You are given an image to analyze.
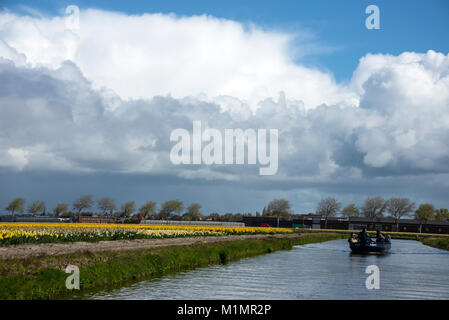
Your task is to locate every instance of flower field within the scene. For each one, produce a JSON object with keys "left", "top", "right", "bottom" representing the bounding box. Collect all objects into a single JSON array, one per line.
[{"left": 0, "top": 223, "right": 292, "bottom": 246}]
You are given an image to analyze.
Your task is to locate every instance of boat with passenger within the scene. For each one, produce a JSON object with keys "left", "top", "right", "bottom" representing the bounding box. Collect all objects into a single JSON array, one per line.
[{"left": 348, "top": 228, "right": 391, "bottom": 254}]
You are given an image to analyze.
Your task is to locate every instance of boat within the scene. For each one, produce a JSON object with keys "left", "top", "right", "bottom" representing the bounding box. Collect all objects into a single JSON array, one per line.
[{"left": 348, "top": 238, "right": 391, "bottom": 254}]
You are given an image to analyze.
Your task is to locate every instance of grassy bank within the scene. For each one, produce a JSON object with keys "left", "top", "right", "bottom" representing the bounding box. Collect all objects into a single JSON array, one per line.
[
  {"left": 420, "top": 237, "right": 449, "bottom": 251},
  {"left": 0, "top": 233, "right": 342, "bottom": 300}
]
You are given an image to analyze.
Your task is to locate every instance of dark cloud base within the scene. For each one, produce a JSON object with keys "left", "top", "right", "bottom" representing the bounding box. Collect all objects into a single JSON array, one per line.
[{"left": 1, "top": 170, "right": 448, "bottom": 214}]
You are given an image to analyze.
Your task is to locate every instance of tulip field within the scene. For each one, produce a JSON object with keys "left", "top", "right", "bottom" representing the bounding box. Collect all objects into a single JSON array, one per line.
[{"left": 0, "top": 223, "right": 292, "bottom": 246}]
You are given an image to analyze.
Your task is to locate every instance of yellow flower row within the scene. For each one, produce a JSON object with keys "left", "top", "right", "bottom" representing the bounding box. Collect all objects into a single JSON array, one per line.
[
  {"left": 0, "top": 222, "right": 291, "bottom": 245},
  {"left": 0, "top": 229, "right": 61, "bottom": 240},
  {"left": 0, "top": 223, "right": 291, "bottom": 234}
]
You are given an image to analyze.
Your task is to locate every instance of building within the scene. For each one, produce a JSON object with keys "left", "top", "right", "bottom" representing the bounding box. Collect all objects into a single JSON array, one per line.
[
  {"left": 77, "top": 216, "right": 116, "bottom": 224},
  {"left": 242, "top": 215, "right": 449, "bottom": 234}
]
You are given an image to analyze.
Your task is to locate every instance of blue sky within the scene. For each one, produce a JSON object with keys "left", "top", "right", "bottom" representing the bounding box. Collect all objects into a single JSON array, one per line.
[{"left": 3, "top": 0, "right": 449, "bottom": 82}]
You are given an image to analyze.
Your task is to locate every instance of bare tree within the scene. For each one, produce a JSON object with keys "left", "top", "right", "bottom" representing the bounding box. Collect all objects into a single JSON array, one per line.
[
  {"left": 435, "top": 208, "right": 449, "bottom": 222},
  {"left": 97, "top": 197, "right": 116, "bottom": 216},
  {"left": 361, "top": 197, "right": 387, "bottom": 223},
  {"left": 28, "top": 200, "right": 45, "bottom": 216},
  {"left": 222, "top": 213, "right": 233, "bottom": 222},
  {"left": 139, "top": 201, "right": 157, "bottom": 219},
  {"left": 266, "top": 199, "right": 292, "bottom": 227},
  {"left": 6, "top": 198, "right": 25, "bottom": 217},
  {"left": 73, "top": 195, "right": 94, "bottom": 218},
  {"left": 341, "top": 204, "right": 360, "bottom": 218},
  {"left": 208, "top": 213, "right": 220, "bottom": 221},
  {"left": 316, "top": 198, "right": 341, "bottom": 228},
  {"left": 121, "top": 201, "right": 136, "bottom": 218},
  {"left": 185, "top": 203, "right": 202, "bottom": 221},
  {"left": 262, "top": 207, "right": 267, "bottom": 216},
  {"left": 159, "top": 200, "right": 184, "bottom": 220},
  {"left": 54, "top": 203, "right": 69, "bottom": 217},
  {"left": 415, "top": 203, "right": 435, "bottom": 233},
  {"left": 386, "top": 198, "right": 415, "bottom": 230}
]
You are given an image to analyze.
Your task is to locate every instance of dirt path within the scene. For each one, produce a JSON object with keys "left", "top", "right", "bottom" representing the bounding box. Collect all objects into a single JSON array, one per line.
[{"left": 0, "top": 233, "right": 303, "bottom": 260}]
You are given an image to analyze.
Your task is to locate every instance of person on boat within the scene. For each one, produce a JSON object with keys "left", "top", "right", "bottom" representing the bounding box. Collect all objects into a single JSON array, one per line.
[
  {"left": 357, "top": 227, "right": 370, "bottom": 244},
  {"left": 376, "top": 230, "right": 386, "bottom": 243},
  {"left": 348, "top": 233, "right": 358, "bottom": 243}
]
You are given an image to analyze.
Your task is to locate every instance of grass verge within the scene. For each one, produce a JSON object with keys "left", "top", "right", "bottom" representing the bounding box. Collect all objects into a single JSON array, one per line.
[
  {"left": 0, "top": 233, "right": 342, "bottom": 300},
  {"left": 420, "top": 237, "right": 449, "bottom": 251}
]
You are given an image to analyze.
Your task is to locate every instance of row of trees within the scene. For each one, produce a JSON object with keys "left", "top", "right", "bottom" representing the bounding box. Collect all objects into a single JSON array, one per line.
[
  {"left": 3, "top": 196, "right": 259, "bottom": 222},
  {"left": 315, "top": 197, "right": 449, "bottom": 230},
  {"left": 4, "top": 196, "right": 449, "bottom": 228},
  {"left": 4, "top": 196, "right": 205, "bottom": 221},
  {"left": 6, "top": 198, "right": 46, "bottom": 216},
  {"left": 259, "top": 197, "right": 449, "bottom": 230}
]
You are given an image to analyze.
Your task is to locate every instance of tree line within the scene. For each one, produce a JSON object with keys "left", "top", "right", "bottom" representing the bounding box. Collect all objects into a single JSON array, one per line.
[
  {"left": 4, "top": 196, "right": 204, "bottom": 221},
  {"left": 259, "top": 197, "right": 449, "bottom": 230},
  {"left": 315, "top": 197, "right": 449, "bottom": 230},
  {"left": 4, "top": 196, "right": 449, "bottom": 227},
  {"left": 3, "top": 196, "right": 251, "bottom": 222}
]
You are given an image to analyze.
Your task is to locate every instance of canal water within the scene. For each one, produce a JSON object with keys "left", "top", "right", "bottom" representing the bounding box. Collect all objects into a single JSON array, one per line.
[{"left": 87, "top": 239, "right": 449, "bottom": 300}]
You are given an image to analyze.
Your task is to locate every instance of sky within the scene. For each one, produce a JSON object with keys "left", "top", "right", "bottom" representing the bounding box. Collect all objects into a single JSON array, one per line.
[{"left": 0, "top": 1, "right": 448, "bottom": 214}]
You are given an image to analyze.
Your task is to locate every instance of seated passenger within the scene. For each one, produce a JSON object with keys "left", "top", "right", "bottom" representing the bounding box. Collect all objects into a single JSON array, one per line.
[
  {"left": 349, "top": 233, "right": 358, "bottom": 243},
  {"left": 376, "top": 230, "right": 386, "bottom": 243}
]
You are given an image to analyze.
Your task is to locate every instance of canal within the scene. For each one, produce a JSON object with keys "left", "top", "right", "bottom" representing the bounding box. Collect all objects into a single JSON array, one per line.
[{"left": 87, "top": 239, "right": 449, "bottom": 300}]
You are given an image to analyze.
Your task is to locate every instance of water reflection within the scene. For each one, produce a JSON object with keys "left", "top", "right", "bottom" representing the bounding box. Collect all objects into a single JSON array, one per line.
[{"left": 86, "top": 239, "right": 449, "bottom": 300}]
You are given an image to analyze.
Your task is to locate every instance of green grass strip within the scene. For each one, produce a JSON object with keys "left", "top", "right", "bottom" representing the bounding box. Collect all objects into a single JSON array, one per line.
[
  {"left": 0, "top": 233, "right": 341, "bottom": 300},
  {"left": 420, "top": 237, "right": 449, "bottom": 251}
]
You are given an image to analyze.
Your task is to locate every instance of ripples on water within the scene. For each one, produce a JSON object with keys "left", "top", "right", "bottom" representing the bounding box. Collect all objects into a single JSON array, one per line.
[{"left": 87, "top": 239, "right": 449, "bottom": 300}]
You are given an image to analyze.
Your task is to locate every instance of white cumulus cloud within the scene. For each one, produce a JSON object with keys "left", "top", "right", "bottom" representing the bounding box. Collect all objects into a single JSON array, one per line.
[
  {"left": 0, "top": 8, "right": 448, "bottom": 199},
  {"left": 0, "top": 9, "right": 357, "bottom": 111}
]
